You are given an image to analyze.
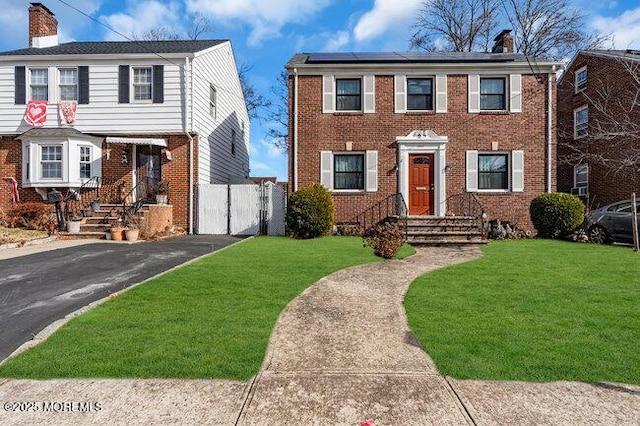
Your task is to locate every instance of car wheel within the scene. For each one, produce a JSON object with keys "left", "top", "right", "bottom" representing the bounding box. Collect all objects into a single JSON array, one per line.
[{"left": 588, "top": 225, "right": 610, "bottom": 244}]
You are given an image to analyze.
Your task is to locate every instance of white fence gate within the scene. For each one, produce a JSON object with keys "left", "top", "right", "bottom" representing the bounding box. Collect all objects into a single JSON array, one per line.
[{"left": 197, "top": 183, "right": 286, "bottom": 236}]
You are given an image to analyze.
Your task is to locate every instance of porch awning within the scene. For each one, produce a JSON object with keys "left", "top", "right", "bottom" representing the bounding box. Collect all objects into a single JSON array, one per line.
[{"left": 105, "top": 136, "right": 167, "bottom": 147}]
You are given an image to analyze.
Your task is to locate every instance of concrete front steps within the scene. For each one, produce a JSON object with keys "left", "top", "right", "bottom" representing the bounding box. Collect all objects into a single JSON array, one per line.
[
  {"left": 58, "top": 203, "right": 147, "bottom": 240},
  {"left": 405, "top": 215, "right": 487, "bottom": 245}
]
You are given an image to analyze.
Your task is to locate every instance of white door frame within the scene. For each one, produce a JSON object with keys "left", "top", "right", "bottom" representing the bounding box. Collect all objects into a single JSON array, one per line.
[{"left": 396, "top": 130, "right": 448, "bottom": 216}]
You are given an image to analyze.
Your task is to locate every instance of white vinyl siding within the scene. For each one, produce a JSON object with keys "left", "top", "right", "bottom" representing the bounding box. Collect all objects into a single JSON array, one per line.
[
  {"left": 191, "top": 41, "right": 250, "bottom": 185},
  {"left": 319, "top": 150, "right": 378, "bottom": 192},
  {"left": 0, "top": 62, "right": 185, "bottom": 133},
  {"left": 466, "top": 150, "right": 524, "bottom": 192}
]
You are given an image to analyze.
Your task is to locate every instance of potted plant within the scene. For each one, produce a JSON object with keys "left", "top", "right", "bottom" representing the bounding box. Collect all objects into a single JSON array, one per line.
[
  {"left": 110, "top": 224, "right": 125, "bottom": 241},
  {"left": 124, "top": 213, "right": 141, "bottom": 242},
  {"left": 67, "top": 216, "right": 82, "bottom": 233},
  {"left": 156, "top": 180, "right": 169, "bottom": 205}
]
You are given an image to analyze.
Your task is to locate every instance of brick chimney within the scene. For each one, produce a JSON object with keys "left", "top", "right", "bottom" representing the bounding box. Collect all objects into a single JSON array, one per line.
[
  {"left": 491, "top": 29, "right": 514, "bottom": 54},
  {"left": 29, "top": 3, "right": 58, "bottom": 48}
]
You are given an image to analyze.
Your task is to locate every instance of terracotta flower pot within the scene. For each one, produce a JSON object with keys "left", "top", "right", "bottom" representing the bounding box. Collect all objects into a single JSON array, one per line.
[{"left": 110, "top": 227, "right": 125, "bottom": 241}]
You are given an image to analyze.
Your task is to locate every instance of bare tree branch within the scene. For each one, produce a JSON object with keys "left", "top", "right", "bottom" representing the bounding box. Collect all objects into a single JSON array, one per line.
[
  {"left": 238, "top": 62, "right": 271, "bottom": 121},
  {"left": 265, "top": 70, "right": 289, "bottom": 153},
  {"left": 187, "top": 12, "right": 213, "bottom": 40}
]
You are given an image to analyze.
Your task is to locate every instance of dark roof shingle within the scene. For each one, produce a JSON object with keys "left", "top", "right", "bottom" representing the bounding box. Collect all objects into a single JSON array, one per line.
[{"left": 0, "top": 40, "right": 227, "bottom": 56}]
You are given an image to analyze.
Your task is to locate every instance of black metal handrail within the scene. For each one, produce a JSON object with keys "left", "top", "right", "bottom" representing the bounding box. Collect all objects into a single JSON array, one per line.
[
  {"left": 63, "top": 176, "right": 101, "bottom": 222},
  {"left": 340, "top": 193, "right": 408, "bottom": 237},
  {"left": 444, "top": 192, "right": 486, "bottom": 230}
]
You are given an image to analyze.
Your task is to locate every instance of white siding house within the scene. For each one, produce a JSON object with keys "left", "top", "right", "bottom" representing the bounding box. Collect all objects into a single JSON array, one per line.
[{"left": 0, "top": 3, "right": 249, "bottom": 232}]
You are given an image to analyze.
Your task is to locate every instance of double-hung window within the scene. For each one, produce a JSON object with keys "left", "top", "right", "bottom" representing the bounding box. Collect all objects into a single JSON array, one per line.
[
  {"left": 480, "top": 77, "right": 506, "bottom": 110},
  {"left": 574, "top": 106, "right": 588, "bottom": 138},
  {"left": 575, "top": 67, "right": 587, "bottom": 92},
  {"left": 478, "top": 154, "right": 508, "bottom": 190},
  {"left": 59, "top": 68, "right": 78, "bottom": 101},
  {"left": 407, "top": 78, "right": 433, "bottom": 111},
  {"left": 334, "top": 154, "right": 364, "bottom": 190},
  {"left": 41, "top": 145, "right": 62, "bottom": 179},
  {"left": 336, "top": 78, "right": 361, "bottom": 111},
  {"left": 30, "top": 68, "right": 48, "bottom": 101},
  {"left": 132, "top": 67, "right": 152, "bottom": 101},
  {"left": 79, "top": 146, "right": 91, "bottom": 179}
]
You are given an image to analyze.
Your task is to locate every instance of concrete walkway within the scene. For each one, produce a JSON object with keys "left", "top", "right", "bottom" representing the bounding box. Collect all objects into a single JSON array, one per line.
[{"left": 0, "top": 246, "right": 638, "bottom": 425}]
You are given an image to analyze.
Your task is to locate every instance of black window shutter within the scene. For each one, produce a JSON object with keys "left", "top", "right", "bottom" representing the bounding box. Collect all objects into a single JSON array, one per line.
[
  {"left": 152, "top": 65, "right": 164, "bottom": 103},
  {"left": 118, "top": 65, "right": 129, "bottom": 103},
  {"left": 78, "top": 66, "right": 90, "bottom": 104},
  {"left": 15, "top": 66, "right": 26, "bottom": 104}
]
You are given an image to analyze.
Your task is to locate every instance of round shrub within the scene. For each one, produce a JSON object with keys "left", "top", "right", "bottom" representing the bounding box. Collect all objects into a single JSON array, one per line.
[
  {"left": 286, "top": 183, "right": 334, "bottom": 239},
  {"left": 529, "top": 192, "right": 584, "bottom": 238},
  {"left": 363, "top": 221, "right": 405, "bottom": 259}
]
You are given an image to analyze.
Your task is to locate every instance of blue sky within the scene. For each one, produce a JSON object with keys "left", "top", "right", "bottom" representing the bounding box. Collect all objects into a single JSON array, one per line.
[{"left": 1, "top": 0, "right": 639, "bottom": 182}]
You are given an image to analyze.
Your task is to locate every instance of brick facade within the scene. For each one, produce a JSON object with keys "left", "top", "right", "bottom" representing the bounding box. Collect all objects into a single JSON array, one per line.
[
  {"left": 0, "top": 134, "right": 197, "bottom": 228},
  {"left": 289, "top": 70, "right": 556, "bottom": 232},
  {"left": 557, "top": 51, "right": 640, "bottom": 209}
]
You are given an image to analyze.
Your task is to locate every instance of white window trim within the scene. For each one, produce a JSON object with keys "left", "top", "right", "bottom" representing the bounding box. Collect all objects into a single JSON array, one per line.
[
  {"left": 39, "top": 144, "right": 64, "bottom": 181},
  {"left": 79, "top": 145, "right": 92, "bottom": 180},
  {"left": 466, "top": 150, "right": 524, "bottom": 193},
  {"left": 575, "top": 66, "right": 587, "bottom": 93},
  {"left": 479, "top": 75, "right": 508, "bottom": 112},
  {"left": 323, "top": 74, "right": 375, "bottom": 114},
  {"left": 319, "top": 150, "right": 378, "bottom": 193},
  {"left": 58, "top": 67, "right": 78, "bottom": 102},
  {"left": 29, "top": 67, "right": 49, "bottom": 101},
  {"left": 131, "top": 66, "right": 153, "bottom": 103},
  {"left": 469, "top": 74, "right": 521, "bottom": 113},
  {"left": 574, "top": 105, "right": 588, "bottom": 139},
  {"left": 21, "top": 137, "right": 102, "bottom": 188},
  {"left": 396, "top": 74, "right": 447, "bottom": 113}
]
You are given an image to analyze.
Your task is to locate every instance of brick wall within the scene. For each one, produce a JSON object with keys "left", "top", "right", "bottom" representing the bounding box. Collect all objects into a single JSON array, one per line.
[
  {"left": 557, "top": 52, "right": 640, "bottom": 209},
  {"left": 0, "top": 133, "right": 198, "bottom": 229},
  {"left": 290, "top": 73, "right": 556, "bottom": 231},
  {"left": 28, "top": 3, "right": 58, "bottom": 47}
]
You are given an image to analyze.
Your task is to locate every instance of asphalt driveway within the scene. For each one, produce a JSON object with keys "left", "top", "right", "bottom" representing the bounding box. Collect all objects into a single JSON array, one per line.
[{"left": 0, "top": 235, "right": 242, "bottom": 361}]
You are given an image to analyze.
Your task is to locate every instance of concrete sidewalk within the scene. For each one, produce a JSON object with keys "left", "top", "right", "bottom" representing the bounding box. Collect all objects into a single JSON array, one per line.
[{"left": 0, "top": 246, "right": 638, "bottom": 425}]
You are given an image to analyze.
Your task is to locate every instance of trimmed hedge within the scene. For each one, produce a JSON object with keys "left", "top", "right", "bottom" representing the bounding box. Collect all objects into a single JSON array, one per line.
[
  {"left": 530, "top": 192, "right": 584, "bottom": 238},
  {"left": 286, "top": 183, "right": 334, "bottom": 239}
]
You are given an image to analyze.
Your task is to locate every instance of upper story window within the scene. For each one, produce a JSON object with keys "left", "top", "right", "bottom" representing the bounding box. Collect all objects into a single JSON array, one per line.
[
  {"left": 407, "top": 78, "right": 433, "bottom": 111},
  {"left": 575, "top": 66, "right": 587, "bottom": 93},
  {"left": 336, "top": 78, "right": 361, "bottom": 111},
  {"left": 79, "top": 146, "right": 91, "bottom": 179},
  {"left": 132, "top": 67, "right": 152, "bottom": 101},
  {"left": 574, "top": 106, "right": 588, "bottom": 138},
  {"left": 30, "top": 68, "right": 48, "bottom": 101},
  {"left": 41, "top": 145, "right": 62, "bottom": 179},
  {"left": 59, "top": 68, "right": 78, "bottom": 101},
  {"left": 210, "top": 84, "right": 217, "bottom": 118},
  {"left": 480, "top": 77, "right": 506, "bottom": 110},
  {"left": 231, "top": 129, "right": 236, "bottom": 156}
]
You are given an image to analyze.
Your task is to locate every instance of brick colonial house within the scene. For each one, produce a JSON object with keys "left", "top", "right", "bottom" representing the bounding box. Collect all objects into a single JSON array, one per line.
[
  {"left": 0, "top": 3, "right": 249, "bottom": 233},
  {"left": 287, "top": 31, "right": 560, "bottom": 234},
  {"left": 557, "top": 50, "right": 640, "bottom": 208}
]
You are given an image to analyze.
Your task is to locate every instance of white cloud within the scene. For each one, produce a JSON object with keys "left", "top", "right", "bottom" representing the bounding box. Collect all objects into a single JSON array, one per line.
[
  {"left": 591, "top": 7, "right": 640, "bottom": 50},
  {"left": 322, "top": 31, "right": 350, "bottom": 51},
  {"left": 353, "top": 0, "right": 423, "bottom": 42},
  {"left": 0, "top": 0, "right": 27, "bottom": 49},
  {"left": 100, "top": 1, "right": 184, "bottom": 41},
  {"left": 185, "top": 0, "right": 332, "bottom": 46}
]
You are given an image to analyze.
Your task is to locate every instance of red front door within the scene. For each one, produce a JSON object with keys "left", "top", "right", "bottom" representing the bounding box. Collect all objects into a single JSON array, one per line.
[{"left": 409, "top": 153, "right": 434, "bottom": 215}]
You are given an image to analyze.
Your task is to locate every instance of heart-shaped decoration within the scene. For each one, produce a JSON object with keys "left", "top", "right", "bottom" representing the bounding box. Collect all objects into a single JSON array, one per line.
[{"left": 25, "top": 100, "right": 48, "bottom": 127}]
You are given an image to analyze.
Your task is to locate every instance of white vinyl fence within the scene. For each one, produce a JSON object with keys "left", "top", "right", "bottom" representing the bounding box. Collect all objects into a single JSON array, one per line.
[{"left": 197, "top": 183, "right": 286, "bottom": 236}]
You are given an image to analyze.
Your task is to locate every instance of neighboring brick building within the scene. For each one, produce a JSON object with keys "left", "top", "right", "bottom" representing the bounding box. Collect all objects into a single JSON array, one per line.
[
  {"left": 286, "top": 31, "right": 560, "bottom": 231},
  {"left": 557, "top": 50, "right": 640, "bottom": 209},
  {"left": 0, "top": 3, "right": 249, "bottom": 232}
]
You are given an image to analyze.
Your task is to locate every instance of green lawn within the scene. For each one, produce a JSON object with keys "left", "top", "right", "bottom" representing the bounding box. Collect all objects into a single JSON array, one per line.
[
  {"left": 0, "top": 236, "right": 413, "bottom": 381},
  {"left": 405, "top": 239, "right": 640, "bottom": 384}
]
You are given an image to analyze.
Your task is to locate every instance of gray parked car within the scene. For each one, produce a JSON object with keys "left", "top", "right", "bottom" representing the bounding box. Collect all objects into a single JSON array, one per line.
[{"left": 586, "top": 199, "right": 640, "bottom": 244}]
